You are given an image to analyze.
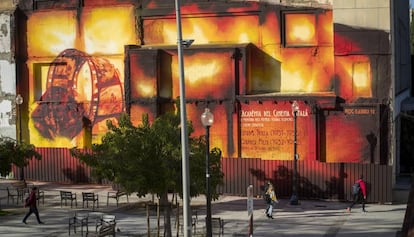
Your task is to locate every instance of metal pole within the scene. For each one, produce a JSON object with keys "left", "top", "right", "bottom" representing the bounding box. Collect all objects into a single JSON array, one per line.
[
  {"left": 249, "top": 214, "right": 253, "bottom": 237},
  {"left": 16, "top": 94, "right": 24, "bottom": 181},
  {"left": 18, "top": 102, "right": 24, "bottom": 181},
  {"left": 289, "top": 110, "right": 298, "bottom": 205},
  {"left": 247, "top": 185, "right": 253, "bottom": 237},
  {"left": 205, "top": 125, "right": 212, "bottom": 237},
  {"left": 174, "top": 1, "right": 192, "bottom": 236},
  {"left": 293, "top": 110, "right": 297, "bottom": 198}
]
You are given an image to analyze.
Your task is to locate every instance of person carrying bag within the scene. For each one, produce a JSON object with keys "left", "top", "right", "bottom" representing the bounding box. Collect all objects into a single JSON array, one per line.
[{"left": 265, "top": 182, "right": 279, "bottom": 219}]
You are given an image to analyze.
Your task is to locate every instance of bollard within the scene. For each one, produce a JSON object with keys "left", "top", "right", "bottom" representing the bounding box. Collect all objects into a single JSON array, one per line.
[{"left": 247, "top": 185, "right": 253, "bottom": 237}]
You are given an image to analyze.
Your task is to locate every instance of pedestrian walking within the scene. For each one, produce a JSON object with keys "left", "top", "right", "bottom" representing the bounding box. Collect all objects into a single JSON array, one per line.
[
  {"left": 22, "top": 187, "right": 44, "bottom": 224},
  {"left": 264, "top": 182, "right": 278, "bottom": 219},
  {"left": 262, "top": 181, "right": 270, "bottom": 213},
  {"left": 347, "top": 174, "right": 367, "bottom": 213}
]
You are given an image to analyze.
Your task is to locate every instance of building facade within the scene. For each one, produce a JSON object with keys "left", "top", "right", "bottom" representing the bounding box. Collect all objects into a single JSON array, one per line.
[
  {"left": 0, "top": 0, "right": 18, "bottom": 140},
  {"left": 0, "top": 0, "right": 411, "bottom": 200}
]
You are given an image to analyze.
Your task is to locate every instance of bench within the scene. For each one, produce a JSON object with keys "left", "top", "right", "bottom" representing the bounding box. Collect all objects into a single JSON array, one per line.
[
  {"left": 7, "top": 181, "right": 30, "bottom": 205},
  {"left": 28, "top": 187, "right": 45, "bottom": 205},
  {"left": 89, "top": 222, "right": 116, "bottom": 237},
  {"left": 6, "top": 187, "right": 20, "bottom": 205},
  {"left": 212, "top": 217, "right": 224, "bottom": 236},
  {"left": 82, "top": 192, "right": 99, "bottom": 210},
  {"left": 36, "top": 188, "right": 45, "bottom": 205},
  {"left": 68, "top": 210, "right": 89, "bottom": 236},
  {"left": 107, "top": 190, "right": 129, "bottom": 207},
  {"left": 11, "top": 180, "right": 28, "bottom": 189},
  {"left": 60, "top": 191, "right": 77, "bottom": 208},
  {"left": 176, "top": 210, "right": 198, "bottom": 235},
  {"left": 29, "top": 187, "right": 45, "bottom": 205},
  {"left": 89, "top": 214, "right": 116, "bottom": 237}
]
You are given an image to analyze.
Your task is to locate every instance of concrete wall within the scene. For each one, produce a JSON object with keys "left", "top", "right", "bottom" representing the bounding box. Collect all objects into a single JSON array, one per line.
[
  {"left": 0, "top": 0, "right": 17, "bottom": 139},
  {"left": 333, "top": 0, "right": 390, "bottom": 30},
  {"left": 334, "top": 0, "right": 412, "bottom": 178}
]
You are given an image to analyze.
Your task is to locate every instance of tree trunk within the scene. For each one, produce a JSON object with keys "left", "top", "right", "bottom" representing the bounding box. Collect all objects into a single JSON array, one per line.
[{"left": 160, "top": 192, "right": 172, "bottom": 237}]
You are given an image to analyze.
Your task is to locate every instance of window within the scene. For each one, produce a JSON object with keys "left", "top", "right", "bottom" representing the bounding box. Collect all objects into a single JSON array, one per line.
[
  {"left": 283, "top": 13, "right": 317, "bottom": 47},
  {"left": 33, "top": 63, "right": 50, "bottom": 102}
]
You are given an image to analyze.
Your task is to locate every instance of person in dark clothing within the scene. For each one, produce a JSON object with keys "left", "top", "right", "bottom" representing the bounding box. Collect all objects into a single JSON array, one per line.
[
  {"left": 22, "top": 187, "right": 44, "bottom": 224},
  {"left": 347, "top": 175, "right": 367, "bottom": 213}
]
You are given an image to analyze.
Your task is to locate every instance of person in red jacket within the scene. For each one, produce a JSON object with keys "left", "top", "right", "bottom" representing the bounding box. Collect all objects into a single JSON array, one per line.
[
  {"left": 22, "top": 187, "right": 44, "bottom": 224},
  {"left": 347, "top": 174, "right": 367, "bottom": 213}
]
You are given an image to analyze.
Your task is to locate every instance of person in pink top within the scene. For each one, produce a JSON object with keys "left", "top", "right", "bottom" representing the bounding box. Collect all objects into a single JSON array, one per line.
[{"left": 347, "top": 174, "right": 367, "bottom": 213}]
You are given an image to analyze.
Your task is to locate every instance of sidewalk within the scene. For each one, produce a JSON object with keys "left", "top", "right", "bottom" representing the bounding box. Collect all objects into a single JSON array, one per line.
[{"left": 0, "top": 179, "right": 407, "bottom": 237}]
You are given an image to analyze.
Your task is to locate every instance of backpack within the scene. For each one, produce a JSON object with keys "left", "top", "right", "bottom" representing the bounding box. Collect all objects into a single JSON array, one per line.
[
  {"left": 262, "top": 183, "right": 272, "bottom": 203},
  {"left": 264, "top": 193, "right": 271, "bottom": 203},
  {"left": 352, "top": 182, "right": 361, "bottom": 195}
]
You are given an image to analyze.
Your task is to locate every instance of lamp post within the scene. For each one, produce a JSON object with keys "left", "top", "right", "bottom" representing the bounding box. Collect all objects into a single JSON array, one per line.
[
  {"left": 174, "top": 1, "right": 192, "bottom": 236},
  {"left": 201, "top": 108, "right": 214, "bottom": 237},
  {"left": 289, "top": 100, "right": 299, "bottom": 205},
  {"left": 15, "top": 94, "right": 24, "bottom": 181}
]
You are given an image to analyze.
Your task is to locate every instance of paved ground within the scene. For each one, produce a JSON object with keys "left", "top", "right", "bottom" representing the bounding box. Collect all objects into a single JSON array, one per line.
[{"left": 0, "top": 179, "right": 408, "bottom": 237}]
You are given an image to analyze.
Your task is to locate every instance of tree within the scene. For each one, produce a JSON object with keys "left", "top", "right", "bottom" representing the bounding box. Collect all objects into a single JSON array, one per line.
[
  {"left": 0, "top": 137, "right": 42, "bottom": 179},
  {"left": 71, "top": 111, "right": 224, "bottom": 237}
]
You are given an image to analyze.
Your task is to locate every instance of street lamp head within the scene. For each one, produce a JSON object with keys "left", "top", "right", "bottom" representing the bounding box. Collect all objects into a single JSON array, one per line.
[
  {"left": 16, "top": 94, "right": 23, "bottom": 105},
  {"left": 292, "top": 100, "right": 299, "bottom": 113},
  {"left": 201, "top": 108, "right": 214, "bottom": 127}
]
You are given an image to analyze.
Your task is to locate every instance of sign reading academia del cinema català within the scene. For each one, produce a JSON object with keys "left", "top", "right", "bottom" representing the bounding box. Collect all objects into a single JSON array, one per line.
[{"left": 240, "top": 101, "right": 315, "bottom": 160}]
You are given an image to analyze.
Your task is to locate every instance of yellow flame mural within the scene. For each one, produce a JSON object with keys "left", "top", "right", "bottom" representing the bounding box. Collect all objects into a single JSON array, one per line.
[{"left": 22, "top": 1, "right": 376, "bottom": 162}]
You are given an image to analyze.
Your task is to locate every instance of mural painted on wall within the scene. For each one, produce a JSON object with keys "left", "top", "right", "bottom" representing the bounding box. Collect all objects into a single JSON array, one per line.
[
  {"left": 26, "top": 5, "right": 136, "bottom": 147},
  {"left": 23, "top": 1, "right": 382, "bottom": 163},
  {"left": 31, "top": 49, "right": 124, "bottom": 139},
  {"left": 239, "top": 101, "right": 315, "bottom": 160}
]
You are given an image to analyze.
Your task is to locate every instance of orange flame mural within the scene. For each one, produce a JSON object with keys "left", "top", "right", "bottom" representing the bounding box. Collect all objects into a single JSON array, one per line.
[{"left": 22, "top": 1, "right": 379, "bottom": 163}]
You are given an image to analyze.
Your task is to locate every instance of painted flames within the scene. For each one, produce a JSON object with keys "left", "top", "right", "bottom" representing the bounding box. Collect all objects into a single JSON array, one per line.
[{"left": 24, "top": 1, "right": 373, "bottom": 162}]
